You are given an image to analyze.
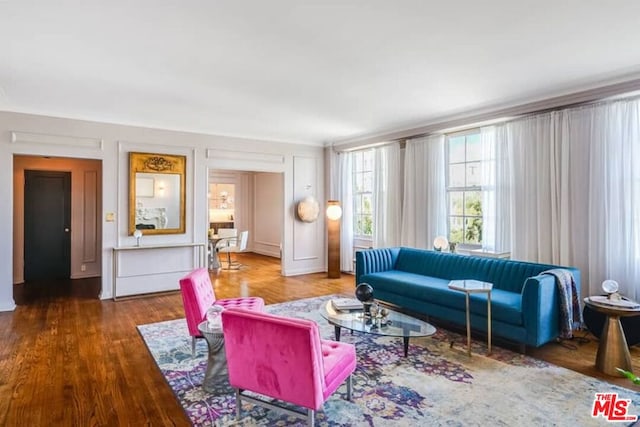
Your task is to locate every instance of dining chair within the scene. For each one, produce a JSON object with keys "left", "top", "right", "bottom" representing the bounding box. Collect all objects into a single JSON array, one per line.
[{"left": 217, "top": 230, "right": 248, "bottom": 269}]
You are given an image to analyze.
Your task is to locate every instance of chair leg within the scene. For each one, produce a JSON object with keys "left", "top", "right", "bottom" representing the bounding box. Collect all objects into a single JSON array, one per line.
[
  {"left": 346, "top": 374, "right": 352, "bottom": 401},
  {"left": 307, "top": 409, "right": 315, "bottom": 427},
  {"left": 191, "top": 336, "right": 196, "bottom": 357}
]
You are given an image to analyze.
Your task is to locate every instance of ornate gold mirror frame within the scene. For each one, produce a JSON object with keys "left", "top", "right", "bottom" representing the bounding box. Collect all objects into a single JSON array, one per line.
[{"left": 129, "top": 152, "right": 186, "bottom": 235}]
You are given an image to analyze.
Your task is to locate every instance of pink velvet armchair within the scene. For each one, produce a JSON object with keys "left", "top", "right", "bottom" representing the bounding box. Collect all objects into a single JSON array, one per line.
[
  {"left": 221, "top": 308, "right": 356, "bottom": 426},
  {"left": 178, "top": 268, "right": 264, "bottom": 355}
]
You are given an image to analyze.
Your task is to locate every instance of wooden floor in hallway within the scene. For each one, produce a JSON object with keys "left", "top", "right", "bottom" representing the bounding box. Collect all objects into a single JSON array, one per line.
[{"left": 0, "top": 252, "right": 638, "bottom": 425}]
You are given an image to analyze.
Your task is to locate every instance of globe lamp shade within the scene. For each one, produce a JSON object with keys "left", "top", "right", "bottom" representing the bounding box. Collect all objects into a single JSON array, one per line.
[
  {"left": 433, "top": 236, "right": 449, "bottom": 251},
  {"left": 326, "top": 202, "right": 342, "bottom": 221}
]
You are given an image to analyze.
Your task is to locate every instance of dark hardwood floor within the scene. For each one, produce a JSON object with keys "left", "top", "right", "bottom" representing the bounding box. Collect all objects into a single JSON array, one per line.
[{"left": 1, "top": 253, "right": 638, "bottom": 425}]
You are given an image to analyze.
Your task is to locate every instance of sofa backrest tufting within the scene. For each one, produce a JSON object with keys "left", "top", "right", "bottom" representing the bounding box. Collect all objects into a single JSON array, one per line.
[{"left": 394, "top": 247, "right": 568, "bottom": 293}]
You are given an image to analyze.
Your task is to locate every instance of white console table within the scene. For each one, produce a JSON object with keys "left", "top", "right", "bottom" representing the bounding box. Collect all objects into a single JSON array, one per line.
[{"left": 112, "top": 243, "right": 206, "bottom": 300}]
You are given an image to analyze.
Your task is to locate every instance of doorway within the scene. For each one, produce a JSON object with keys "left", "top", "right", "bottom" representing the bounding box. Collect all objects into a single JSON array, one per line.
[
  {"left": 24, "top": 170, "right": 71, "bottom": 280},
  {"left": 208, "top": 169, "right": 284, "bottom": 273},
  {"left": 13, "top": 155, "right": 103, "bottom": 302}
]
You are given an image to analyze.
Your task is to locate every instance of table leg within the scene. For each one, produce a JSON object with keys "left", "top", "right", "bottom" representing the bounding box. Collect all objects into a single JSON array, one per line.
[
  {"left": 596, "top": 315, "right": 632, "bottom": 376},
  {"left": 203, "top": 335, "right": 229, "bottom": 393},
  {"left": 465, "top": 292, "right": 471, "bottom": 356},
  {"left": 403, "top": 337, "right": 409, "bottom": 357},
  {"left": 487, "top": 292, "right": 492, "bottom": 355},
  {"left": 334, "top": 325, "right": 341, "bottom": 341}
]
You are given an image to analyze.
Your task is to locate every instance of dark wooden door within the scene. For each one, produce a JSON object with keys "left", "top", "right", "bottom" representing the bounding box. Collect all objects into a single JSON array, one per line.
[{"left": 24, "top": 171, "right": 71, "bottom": 280}]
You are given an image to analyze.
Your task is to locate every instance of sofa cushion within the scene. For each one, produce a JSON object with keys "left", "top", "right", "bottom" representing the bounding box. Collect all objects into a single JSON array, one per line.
[
  {"left": 362, "top": 270, "right": 523, "bottom": 326},
  {"left": 393, "top": 247, "right": 559, "bottom": 294}
]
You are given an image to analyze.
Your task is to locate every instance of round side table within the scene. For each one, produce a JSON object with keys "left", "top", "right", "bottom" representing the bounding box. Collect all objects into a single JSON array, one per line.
[
  {"left": 583, "top": 298, "right": 640, "bottom": 376},
  {"left": 197, "top": 321, "right": 230, "bottom": 393}
]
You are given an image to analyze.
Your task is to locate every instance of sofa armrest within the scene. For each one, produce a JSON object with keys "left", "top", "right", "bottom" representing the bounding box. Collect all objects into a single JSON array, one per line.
[
  {"left": 521, "top": 275, "right": 561, "bottom": 346},
  {"left": 355, "top": 248, "right": 400, "bottom": 284}
]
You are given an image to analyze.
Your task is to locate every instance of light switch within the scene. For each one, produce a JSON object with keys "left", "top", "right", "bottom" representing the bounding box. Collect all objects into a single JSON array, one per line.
[{"left": 105, "top": 212, "right": 115, "bottom": 222}]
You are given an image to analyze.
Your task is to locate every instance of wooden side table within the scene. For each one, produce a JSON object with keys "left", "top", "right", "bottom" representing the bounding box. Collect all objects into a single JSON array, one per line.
[
  {"left": 448, "top": 280, "right": 493, "bottom": 356},
  {"left": 583, "top": 298, "right": 640, "bottom": 376},
  {"left": 197, "top": 321, "right": 230, "bottom": 393}
]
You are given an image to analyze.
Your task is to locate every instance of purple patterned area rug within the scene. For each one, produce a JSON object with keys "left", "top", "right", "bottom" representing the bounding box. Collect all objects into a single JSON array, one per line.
[{"left": 138, "top": 295, "right": 640, "bottom": 426}]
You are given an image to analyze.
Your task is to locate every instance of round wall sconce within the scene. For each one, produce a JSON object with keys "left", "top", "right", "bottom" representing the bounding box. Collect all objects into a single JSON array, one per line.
[{"left": 296, "top": 196, "right": 320, "bottom": 223}]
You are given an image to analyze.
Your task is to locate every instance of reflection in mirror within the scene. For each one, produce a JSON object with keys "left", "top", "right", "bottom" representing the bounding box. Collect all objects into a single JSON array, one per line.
[
  {"left": 135, "top": 173, "right": 181, "bottom": 229},
  {"left": 129, "top": 152, "right": 186, "bottom": 235}
]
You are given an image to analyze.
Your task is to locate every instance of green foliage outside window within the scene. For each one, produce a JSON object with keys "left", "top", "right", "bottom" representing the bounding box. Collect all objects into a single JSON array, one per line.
[
  {"left": 449, "top": 195, "right": 482, "bottom": 244},
  {"left": 464, "top": 198, "right": 482, "bottom": 243},
  {"left": 447, "top": 132, "right": 484, "bottom": 245},
  {"left": 353, "top": 150, "right": 374, "bottom": 237}
]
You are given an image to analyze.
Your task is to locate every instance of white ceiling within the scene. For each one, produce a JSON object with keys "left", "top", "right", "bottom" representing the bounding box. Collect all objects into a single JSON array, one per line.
[{"left": 2, "top": 1, "right": 640, "bottom": 146}]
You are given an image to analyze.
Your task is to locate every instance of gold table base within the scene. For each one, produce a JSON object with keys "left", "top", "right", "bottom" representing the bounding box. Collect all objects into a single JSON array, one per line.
[{"left": 584, "top": 298, "right": 640, "bottom": 376}]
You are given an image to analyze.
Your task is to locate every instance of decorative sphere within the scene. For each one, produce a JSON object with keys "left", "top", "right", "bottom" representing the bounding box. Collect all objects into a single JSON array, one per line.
[
  {"left": 602, "top": 279, "right": 619, "bottom": 294},
  {"left": 355, "top": 283, "right": 374, "bottom": 303}
]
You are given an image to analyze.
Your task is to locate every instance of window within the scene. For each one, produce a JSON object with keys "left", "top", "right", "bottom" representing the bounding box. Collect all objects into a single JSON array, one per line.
[
  {"left": 353, "top": 149, "right": 374, "bottom": 237},
  {"left": 446, "top": 131, "right": 484, "bottom": 245}
]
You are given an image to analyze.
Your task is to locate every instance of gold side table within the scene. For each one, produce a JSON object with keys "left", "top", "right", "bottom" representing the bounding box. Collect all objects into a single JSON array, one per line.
[
  {"left": 448, "top": 280, "right": 493, "bottom": 356},
  {"left": 583, "top": 298, "right": 640, "bottom": 376}
]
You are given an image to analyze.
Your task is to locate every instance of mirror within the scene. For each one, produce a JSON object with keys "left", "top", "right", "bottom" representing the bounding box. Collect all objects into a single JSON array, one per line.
[{"left": 129, "top": 152, "right": 186, "bottom": 235}]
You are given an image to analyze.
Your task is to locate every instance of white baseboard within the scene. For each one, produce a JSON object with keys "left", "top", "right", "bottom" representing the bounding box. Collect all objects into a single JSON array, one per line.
[
  {"left": 282, "top": 266, "right": 326, "bottom": 276},
  {"left": 250, "top": 248, "right": 281, "bottom": 258},
  {"left": 0, "top": 300, "right": 16, "bottom": 312}
]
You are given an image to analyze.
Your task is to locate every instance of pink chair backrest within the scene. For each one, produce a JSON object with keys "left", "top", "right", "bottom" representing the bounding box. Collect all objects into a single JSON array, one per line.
[
  {"left": 179, "top": 268, "right": 216, "bottom": 337},
  {"left": 222, "top": 309, "right": 326, "bottom": 410}
]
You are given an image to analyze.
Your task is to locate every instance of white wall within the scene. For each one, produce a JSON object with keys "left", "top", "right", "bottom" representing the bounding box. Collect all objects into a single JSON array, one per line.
[
  {"left": 0, "top": 111, "right": 326, "bottom": 310},
  {"left": 252, "top": 172, "right": 283, "bottom": 258},
  {"left": 291, "top": 155, "right": 324, "bottom": 274}
]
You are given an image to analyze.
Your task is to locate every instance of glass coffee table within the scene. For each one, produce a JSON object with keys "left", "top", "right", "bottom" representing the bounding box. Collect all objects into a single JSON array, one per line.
[{"left": 319, "top": 300, "right": 436, "bottom": 357}]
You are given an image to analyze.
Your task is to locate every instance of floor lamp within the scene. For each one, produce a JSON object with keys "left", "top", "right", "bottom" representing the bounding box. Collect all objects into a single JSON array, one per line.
[{"left": 326, "top": 200, "right": 342, "bottom": 278}]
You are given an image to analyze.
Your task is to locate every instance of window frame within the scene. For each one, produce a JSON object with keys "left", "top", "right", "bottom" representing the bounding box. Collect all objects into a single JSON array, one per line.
[
  {"left": 352, "top": 148, "right": 374, "bottom": 240},
  {"left": 445, "top": 129, "right": 484, "bottom": 248}
]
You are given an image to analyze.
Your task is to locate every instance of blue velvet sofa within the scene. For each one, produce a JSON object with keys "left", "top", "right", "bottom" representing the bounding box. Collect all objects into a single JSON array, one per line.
[{"left": 355, "top": 247, "right": 581, "bottom": 348}]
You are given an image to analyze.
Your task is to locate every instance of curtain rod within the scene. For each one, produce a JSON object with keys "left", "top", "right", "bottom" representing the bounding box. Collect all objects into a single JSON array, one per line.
[{"left": 331, "top": 77, "right": 640, "bottom": 152}]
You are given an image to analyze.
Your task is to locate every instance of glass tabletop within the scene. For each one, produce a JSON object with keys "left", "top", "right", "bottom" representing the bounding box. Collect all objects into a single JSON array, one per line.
[{"left": 319, "top": 300, "right": 436, "bottom": 338}]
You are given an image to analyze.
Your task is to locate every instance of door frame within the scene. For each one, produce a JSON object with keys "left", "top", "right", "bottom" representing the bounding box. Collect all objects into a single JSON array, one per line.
[
  {"left": 24, "top": 170, "right": 72, "bottom": 280},
  {"left": 13, "top": 155, "right": 103, "bottom": 288}
]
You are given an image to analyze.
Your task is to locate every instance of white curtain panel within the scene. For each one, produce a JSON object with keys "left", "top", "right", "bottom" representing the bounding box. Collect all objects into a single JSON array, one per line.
[
  {"left": 400, "top": 135, "right": 446, "bottom": 248},
  {"left": 337, "top": 151, "right": 355, "bottom": 272},
  {"left": 504, "top": 112, "right": 570, "bottom": 265},
  {"left": 579, "top": 100, "right": 640, "bottom": 300},
  {"left": 329, "top": 147, "right": 339, "bottom": 200},
  {"left": 373, "top": 144, "right": 402, "bottom": 248},
  {"left": 481, "top": 126, "right": 497, "bottom": 251},
  {"left": 501, "top": 98, "right": 640, "bottom": 300}
]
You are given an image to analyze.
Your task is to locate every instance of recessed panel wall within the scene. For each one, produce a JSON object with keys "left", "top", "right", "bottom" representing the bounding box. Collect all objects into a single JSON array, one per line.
[
  {"left": 253, "top": 172, "right": 283, "bottom": 258},
  {"left": 293, "top": 156, "right": 320, "bottom": 261}
]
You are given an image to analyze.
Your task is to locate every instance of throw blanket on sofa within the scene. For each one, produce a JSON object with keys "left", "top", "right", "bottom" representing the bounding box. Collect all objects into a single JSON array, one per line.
[{"left": 543, "top": 269, "right": 583, "bottom": 339}]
